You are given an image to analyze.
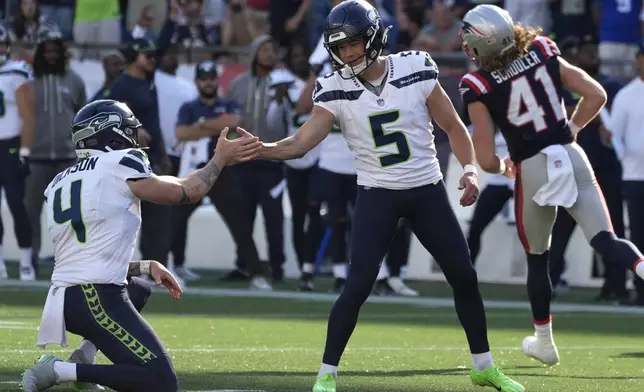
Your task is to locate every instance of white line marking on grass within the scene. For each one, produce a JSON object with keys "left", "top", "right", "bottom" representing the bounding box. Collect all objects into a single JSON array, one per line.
[
  {"left": 0, "top": 345, "right": 640, "bottom": 355},
  {"left": 2, "top": 279, "right": 644, "bottom": 315}
]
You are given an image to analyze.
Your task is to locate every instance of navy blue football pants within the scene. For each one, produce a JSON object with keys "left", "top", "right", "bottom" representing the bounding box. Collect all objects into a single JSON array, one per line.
[
  {"left": 64, "top": 277, "right": 178, "bottom": 392},
  {"left": 322, "top": 181, "right": 490, "bottom": 366},
  {"left": 0, "top": 136, "right": 31, "bottom": 248}
]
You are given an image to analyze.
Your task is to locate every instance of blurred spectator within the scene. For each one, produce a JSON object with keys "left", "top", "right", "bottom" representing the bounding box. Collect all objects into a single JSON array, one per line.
[
  {"left": 609, "top": 44, "right": 644, "bottom": 305},
  {"left": 5, "top": 0, "right": 59, "bottom": 45},
  {"left": 173, "top": 61, "right": 272, "bottom": 289},
  {"left": 505, "top": 0, "right": 552, "bottom": 35},
  {"left": 549, "top": 0, "right": 598, "bottom": 42},
  {"left": 412, "top": 1, "right": 462, "bottom": 53},
  {"left": 395, "top": 0, "right": 426, "bottom": 51},
  {"left": 73, "top": 0, "right": 121, "bottom": 59},
  {"left": 90, "top": 51, "right": 125, "bottom": 101},
  {"left": 550, "top": 35, "right": 627, "bottom": 301},
  {"left": 129, "top": 5, "right": 157, "bottom": 42},
  {"left": 174, "top": 0, "right": 215, "bottom": 48},
  {"left": 25, "top": 29, "right": 86, "bottom": 268},
  {"left": 266, "top": 40, "right": 323, "bottom": 291},
  {"left": 202, "top": 0, "right": 226, "bottom": 41},
  {"left": 105, "top": 2, "right": 179, "bottom": 269},
  {"left": 269, "top": 0, "right": 310, "bottom": 49},
  {"left": 126, "top": 1, "right": 167, "bottom": 37},
  {"left": 36, "top": 0, "right": 73, "bottom": 40},
  {"left": 246, "top": 0, "right": 270, "bottom": 36},
  {"left": 0, "top": 24, "right": 35, "bottom": 280},
  {"left": 598, "top": 0, "right": 642, "bottom": 79},
  {"left": 221, "top": 0, "right": 260, "bottom": 50},
  {"left": 227, "top": 35, "right": 287, "bottom": 282}
]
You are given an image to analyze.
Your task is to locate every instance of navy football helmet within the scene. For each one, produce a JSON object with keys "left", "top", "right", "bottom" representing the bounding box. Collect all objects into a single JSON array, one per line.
[
  {"left": 71, "top": 100, "right": 142, "bottom": 156},
  {"left": 0, "top": 24, "right": 11, "bottom": 64},
  {"left": 323, "top": 0, "right": 391, "bottom": 79}
]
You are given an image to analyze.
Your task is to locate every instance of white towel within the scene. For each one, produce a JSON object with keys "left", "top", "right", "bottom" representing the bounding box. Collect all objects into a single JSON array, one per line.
[
  {"left": 36, "top": 286, "right": 68, "bottom": 349},
  {"left": 178, "top": 139, "right": 210, "bottom": 178},
  {"left": 532, "top": 145, "right": 579, "bottom": 208}
]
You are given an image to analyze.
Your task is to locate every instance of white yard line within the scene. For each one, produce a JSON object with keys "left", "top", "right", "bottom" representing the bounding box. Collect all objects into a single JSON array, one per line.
[{"left": 0, "top": 344, "right": 640, "bottom": 355}]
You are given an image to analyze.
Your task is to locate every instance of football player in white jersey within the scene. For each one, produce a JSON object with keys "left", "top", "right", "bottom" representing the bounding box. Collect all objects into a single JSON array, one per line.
[
  {"left": 0, "top": 24, "right": 36, "bottom": 280},
  {"left": 21, "top": 99, "right": 261, "bottom": 392},
  {"left": 248, "top": 1, "right": 525, "bottom": 391}
]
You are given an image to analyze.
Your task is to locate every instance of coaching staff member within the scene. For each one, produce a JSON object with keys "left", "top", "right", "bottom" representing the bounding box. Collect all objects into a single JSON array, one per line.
[{"left": 103, "top": 2, "right": 178, "bottom": 267}]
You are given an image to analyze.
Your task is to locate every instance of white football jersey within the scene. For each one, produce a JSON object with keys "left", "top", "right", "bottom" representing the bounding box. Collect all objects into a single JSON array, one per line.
[
  {"left": 285, "top": 73, "right": 320, "bottom": 170},
  {"left": 313, "top": 51, "right": 442, "bottom": 189},
  {"left": 0, "top": 60, "right": 32, "bottom": 140},
  {"left": 45, "top": 149, "right": 153, "bottom": 287}
]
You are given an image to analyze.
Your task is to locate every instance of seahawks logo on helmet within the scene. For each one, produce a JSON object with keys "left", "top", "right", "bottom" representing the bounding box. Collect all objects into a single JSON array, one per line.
[{"left": 72, "top": 112, "right": 124, "bottom": 146}]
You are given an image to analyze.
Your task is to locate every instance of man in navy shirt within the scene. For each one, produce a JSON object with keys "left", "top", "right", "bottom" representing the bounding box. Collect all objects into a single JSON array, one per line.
[
  {"left": 105, "top": 3, "right": 178, "bottom": 269},
  {"left": 549, "top": 35, "right": 628, "bottom": 303},
  {"left": 173, "top": 61, "right": 272, "bottom": 290}
]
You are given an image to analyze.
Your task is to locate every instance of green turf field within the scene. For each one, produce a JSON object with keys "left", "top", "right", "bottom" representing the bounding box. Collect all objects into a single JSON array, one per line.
[{"left": 1, "top": 273, "right": 644, "bottom": 391}]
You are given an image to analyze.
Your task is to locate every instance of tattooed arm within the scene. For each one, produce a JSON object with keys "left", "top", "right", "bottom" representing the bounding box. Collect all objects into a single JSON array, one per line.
[{"left": 127, "top": 155, "right": 225, "bottom": 205}]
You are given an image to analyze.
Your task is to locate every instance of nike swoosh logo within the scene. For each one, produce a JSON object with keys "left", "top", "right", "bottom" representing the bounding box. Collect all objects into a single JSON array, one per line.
[{"left": 8, "top": 148, "right": 18, "bottom": 154}]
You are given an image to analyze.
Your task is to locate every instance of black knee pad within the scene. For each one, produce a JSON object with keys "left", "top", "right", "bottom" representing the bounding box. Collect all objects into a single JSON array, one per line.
[{"left": 127, "top": 277, "right": 152, "bottom": 313}]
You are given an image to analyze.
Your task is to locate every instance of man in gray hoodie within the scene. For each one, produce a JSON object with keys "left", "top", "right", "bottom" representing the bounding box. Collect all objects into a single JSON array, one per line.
[
  {"left": 25, "top": 28, "right": 86, "bottom": 267},
  {"left": 227, "top": 35, "right": 287, "bottom": 282}
]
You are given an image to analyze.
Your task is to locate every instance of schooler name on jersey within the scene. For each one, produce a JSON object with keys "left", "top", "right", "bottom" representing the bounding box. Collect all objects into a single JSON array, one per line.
[
  {"left": 49, "top": 156, "right": 99, "bottom": 189},
  {"left": 490, "top": 51, "right": 541, "bottom": 84}
]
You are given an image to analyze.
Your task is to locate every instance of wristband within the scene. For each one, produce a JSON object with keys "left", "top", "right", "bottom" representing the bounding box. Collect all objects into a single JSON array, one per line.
[
  {"left": 463, "top": 164, "right": 478, "bottom": 176},
  {"left": 140, "top": 260, "right": 151, "bottom": 275},
  {"left": 498, "top": 158, "right": 507, "bottom": 175},
  {"left": 19, "top": 147, "right": 30, "bottom": 157}
]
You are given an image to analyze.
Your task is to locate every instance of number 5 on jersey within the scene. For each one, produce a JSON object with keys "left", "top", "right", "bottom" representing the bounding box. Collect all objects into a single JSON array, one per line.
[
  {"left": 369, "top": 110, "right": 411, "bottom": 167},
  {"left": 53, "top": 179, "right": 87, "bottom": 243}
]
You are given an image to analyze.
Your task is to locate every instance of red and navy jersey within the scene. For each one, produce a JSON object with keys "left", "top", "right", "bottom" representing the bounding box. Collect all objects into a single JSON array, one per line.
[{"left": 459, "top": 36, "right": 574, "bottom": 163}]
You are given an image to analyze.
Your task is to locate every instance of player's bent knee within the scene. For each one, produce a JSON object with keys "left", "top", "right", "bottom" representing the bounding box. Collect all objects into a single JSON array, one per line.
[
  {"left": 127, "top": 277, "right": 152, "bottom": 313},
  {"left": 444, "top": 261, "right": 478, "bottom": 289}
]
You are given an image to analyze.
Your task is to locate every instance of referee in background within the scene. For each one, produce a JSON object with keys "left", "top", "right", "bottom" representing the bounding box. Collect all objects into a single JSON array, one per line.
[{"left": 103, "top": 2, "right": 178, "bottom": 269}]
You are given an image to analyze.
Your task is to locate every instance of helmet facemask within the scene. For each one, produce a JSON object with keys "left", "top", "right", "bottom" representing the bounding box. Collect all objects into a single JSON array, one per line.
[{"left": 325, "top": 23, "right": 391, "bottom": 80}]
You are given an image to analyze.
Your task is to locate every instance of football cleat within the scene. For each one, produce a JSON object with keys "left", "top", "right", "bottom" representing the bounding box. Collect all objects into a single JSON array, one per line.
[
  {"left": 470, "top": 365, "right": 525, "bottom": 391},
  {"left": 313, "top": 373, "right": 336, "bottom": 392},
  {"left": 522, "top": 335, "right": 560, "bottom": 366},
  {"left": 250, "top": 276, "right": 272, "bottom": 291},
  {"left": 21, "top": 355, "right": 60, "bottom": 392}
]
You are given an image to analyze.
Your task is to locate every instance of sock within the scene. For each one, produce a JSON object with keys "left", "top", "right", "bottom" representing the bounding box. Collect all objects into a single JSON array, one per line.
[
  {"left": 534, "top": 318, "right": 554, "bottom": 342},
  {"left": 333, "top": 264, "right": 347, "bottom": 279},
  {"left": 376, "top": 263, "right": 390, "bottom": 280},
  {"left": 471, "top": 351, "right": 494, "bottom": 371},
  {"left": 634, "top": 259, "right": 644, "bottom": 280},
  {"left": 79, "top": 340, "right": 98, "bottom": 363},
  {"left": 19, "top": 248, "right": 32, "bottom": 269},
  {"left": 302, "top": 262, "right": 314, "bottom": 274},
  {"left": 317, "top": 363, "right": 337, "bottom": 378},
  {"left": 526, "top": 252, "right": 552, "bottom": 322},
  {"left": 53, "top": 361, "right": 77, "bottom": 382}
]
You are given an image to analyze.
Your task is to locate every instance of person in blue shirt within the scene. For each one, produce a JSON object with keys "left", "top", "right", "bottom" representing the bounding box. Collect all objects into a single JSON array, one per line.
[
  {"left": 104, "top": 3, "right": 178, "bottom": 269},
  {"left": 549, "top": 34, "right": 628, "bottom": 303},
  {"left": 598, "top": 0, "right": 643, "bottom": 79},
  {"left": 89, "top": 52, "right": 125, "bottom": 102},
  {"left": 172, "top": 61, "right": 272, "bottom": 290}
]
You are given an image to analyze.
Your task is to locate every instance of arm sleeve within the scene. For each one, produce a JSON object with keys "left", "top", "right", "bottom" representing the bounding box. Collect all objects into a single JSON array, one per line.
[{"left": 416, "top": 51, "right": 439, "bottom": 98}]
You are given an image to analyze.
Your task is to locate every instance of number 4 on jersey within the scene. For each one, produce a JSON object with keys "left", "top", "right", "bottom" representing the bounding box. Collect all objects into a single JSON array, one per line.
[
  {"left": 53, "top": 179, "right": 87, "bottom": 243},
  {"left": 507, "top": 65, "right": 565, "bottom": 132}
]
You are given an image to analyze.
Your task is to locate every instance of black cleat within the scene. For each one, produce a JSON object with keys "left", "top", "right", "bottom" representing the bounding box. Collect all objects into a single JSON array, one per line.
[
  {"left": 299, "top": 273, "right": 314, "bottom": 291},
  {"left": 219, "top": 269, "right": 250, "bottom": 282}
]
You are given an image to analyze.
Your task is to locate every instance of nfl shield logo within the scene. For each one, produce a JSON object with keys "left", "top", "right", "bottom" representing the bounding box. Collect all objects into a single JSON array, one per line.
[
  {"left": 554, "top": 160, "right": 562, "bottom": 168},
  {"left": 377, "top": 98, "right": 385, "bottom": 106}
]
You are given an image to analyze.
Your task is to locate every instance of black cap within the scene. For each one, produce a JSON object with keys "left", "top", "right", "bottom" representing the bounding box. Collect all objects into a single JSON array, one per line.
[
  {"left": 129, "top": 38, "right": 157, "bottom": 54},
  {"left": 578, "top": 34, "right": 599, "bottom": 49},
  {"left": 195, "top": 60, "right": 218, "bottom": 79}
]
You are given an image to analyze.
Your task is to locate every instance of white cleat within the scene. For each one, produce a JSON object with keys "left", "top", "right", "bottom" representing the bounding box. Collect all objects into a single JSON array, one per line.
[
  {"left": 68, "top": 349, "right": 105, "bottom": 390},
  {"left": 173, "top": 266, "right": 201, "bottom": 281},
  {"left": 21, "top": 355, "right": 60, "bottom": 392},
  {"left": 522, "top": 335, "right": 560, "bottom": 366},
  {"left": 387, "top": 277, "right": 419, "bottom": 296},
  {"left": 20, "top": 266, "right": 36, "bottom": 281},
  {"left": 250, "top": 276, "right": 273, "bottom": 291}
]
